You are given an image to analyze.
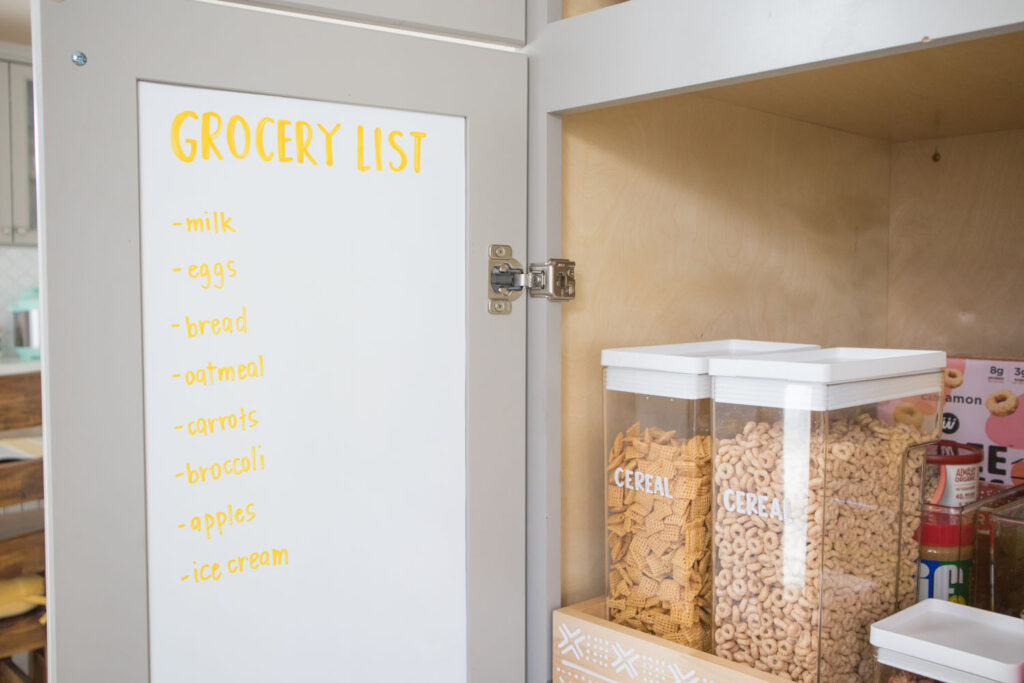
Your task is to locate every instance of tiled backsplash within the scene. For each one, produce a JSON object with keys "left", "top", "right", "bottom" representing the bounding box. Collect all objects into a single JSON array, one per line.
[{"left": 0, "top": 246, "right": 39, "bottom": 359}]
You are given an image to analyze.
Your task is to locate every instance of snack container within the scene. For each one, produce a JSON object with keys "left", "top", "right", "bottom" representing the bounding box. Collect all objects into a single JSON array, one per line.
[
  {"left": 871, "top": 599, "right": 1024, "bottom": 682},
  {"left": 989, "top": 497, "right": 1024, "bottom": 618},
  {"left": 602, "top": 340, "right": 817, "bottom": 651},
  {"left": 709, "top": 348, "right": 945, "bottom": 682},
  {"left": 969, "top": 482, "right": 1024, "bottom": 609}
]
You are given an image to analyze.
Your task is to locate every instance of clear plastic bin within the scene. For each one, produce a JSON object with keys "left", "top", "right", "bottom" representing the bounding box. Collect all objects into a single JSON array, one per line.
[
  {"left": 602, "top": 340, "right": 816, "bottom": 651},
  {"left": 871, "top": 599, "right": 1024, "bottom": 683},
  {"left": 970, "top": 483, "right": 1024, "bottom": 611},
  {"left": 990, "top": 498, "right": 1024, "bottom": 618},
  {"left": 709, "top": 348, "right": 945, "bottom": 682}
]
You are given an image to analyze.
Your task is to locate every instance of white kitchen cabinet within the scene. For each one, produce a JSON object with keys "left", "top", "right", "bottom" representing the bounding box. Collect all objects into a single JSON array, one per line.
[
  {"left": 230, "top": 0, "right": 525, "bottom": 45},
  {"left": 9, "top": 62, "right": 34, "bottom": 246},
  {"left": 0, "top": 42, "right": 34, "bottom": 247},
  {"left": 526, "top": 3, "right": 1024, "bottom": 682},
  {"left": 29, "top": 0, "right": 1024, "bottom": 681},
  {"left": 0, "top": 62, "right": 11, "bottom": 244}
]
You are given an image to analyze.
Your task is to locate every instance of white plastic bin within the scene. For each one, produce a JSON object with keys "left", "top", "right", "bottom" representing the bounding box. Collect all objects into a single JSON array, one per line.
[{"left": 871, "top": 599, "right": 1024, "bottom": 682}]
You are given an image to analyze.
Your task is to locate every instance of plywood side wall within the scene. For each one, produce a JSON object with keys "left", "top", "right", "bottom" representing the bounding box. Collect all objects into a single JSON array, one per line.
[
  {"left": 560, "top": 95, "right": 890, "bottom": 604},
  {"left": 888, "top": 129, "right": 1024, "bottom": 357},
  {"left": 562, "top": 0, "right": 627, "bottom": 18}
]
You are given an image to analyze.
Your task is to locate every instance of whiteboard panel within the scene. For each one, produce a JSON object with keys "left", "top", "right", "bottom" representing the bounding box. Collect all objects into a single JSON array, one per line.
[{"left": 138, "top": 82, "right": 466, "bottom": 681}]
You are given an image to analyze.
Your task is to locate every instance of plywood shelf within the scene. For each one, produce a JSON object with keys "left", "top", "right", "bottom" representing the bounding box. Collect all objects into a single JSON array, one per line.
[
  {"left": 0, "top": 508, "right": 45, "bottom": 581},
  {"left": 0, "top": 461, "right": 42, "bottom": 509},
  {"left": 0, "top": 609, "right": 45, "bottom": 661}
]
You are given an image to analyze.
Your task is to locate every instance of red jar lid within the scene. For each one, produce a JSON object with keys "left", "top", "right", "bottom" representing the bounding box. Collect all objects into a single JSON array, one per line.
[
  {"left": 919, "top": 513, "right": 975, "bottom": 547},
  {"left": 927, "top": 440, "right": 983, "bottom": 466}
]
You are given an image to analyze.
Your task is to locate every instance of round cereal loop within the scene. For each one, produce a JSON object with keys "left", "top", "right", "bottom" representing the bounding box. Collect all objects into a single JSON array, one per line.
[
  {"left": 718, "top": 462, "right": 734, "bottom": 479},
  {"left": 763, "top": 533, "right": 779, "bottom": 551},
  {"left": 893, "top": 402, "right": 924, "bottom": 428},
  {"left": 747, "top": 538, "right": 763, "bottom": 555},
  {"left": 759, "top": 639, "right": 778, "bottom": 656},
  {"left": 728, "top": 523, "right": 745, "bottom": 541},
  {"left": 726, "top": 579, "right": 747, "bottom": 601},
  {"left": 987, "top": 389, "right": 1019, "bottom": 417},
  {"left": 943, "top": 367, "right": 964, "bottom": 389}
]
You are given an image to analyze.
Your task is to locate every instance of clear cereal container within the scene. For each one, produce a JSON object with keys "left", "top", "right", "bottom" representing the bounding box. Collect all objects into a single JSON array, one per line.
[
  {"left": 602, "top": 340, "right": 817, "bottom": 651},
  {"left": 708, "top": 348, "right": 946, "bottom": 682}
]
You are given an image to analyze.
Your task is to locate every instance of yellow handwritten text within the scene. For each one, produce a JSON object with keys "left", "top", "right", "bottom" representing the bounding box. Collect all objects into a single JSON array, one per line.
[
  {"left": 176, "top": 446, "right": 266, "bottom": 485},
  {"left": 356, "top": 126, "right": 426, "bottom": 173},
  {"left": 175, "top": 306, "right": 247, "bottom": 338},
  {"left": 182, "top": 501, "right": 256, "bottom": 540},
  {"left": 175, "top": 355, "right": 264, "bottom": 387},
  {"left": 178, "top": 407, "right": 259, "bottom": 436},
  {"left": 171, "top": 110, "right": 339, "bottom": 166},
  {"left": 171, "top": 211, "right": 235, "bottom": 234},
  {"left": 181, "top": 547, "right": 289, "bottom": 584},
  {"left": 176, "top": 260, "right": 237, "bottom": 289}
]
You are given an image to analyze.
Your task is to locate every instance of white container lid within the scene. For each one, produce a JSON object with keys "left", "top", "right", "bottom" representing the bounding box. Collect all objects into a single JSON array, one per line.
[
  {"left": 870, "top": 600, "right": 1024, "bottom": 683},
  {"left": 602, "top": 340, "right": 818, "bottom": 400},
  {"left": 601, "top": 339, "right": 818, "bottom": 374},
  {"left": 710, "top": 347, "right": 945, "bottom": 410},
  {"left": 708, "top": 347, "right": 946, "bottom": 383}
]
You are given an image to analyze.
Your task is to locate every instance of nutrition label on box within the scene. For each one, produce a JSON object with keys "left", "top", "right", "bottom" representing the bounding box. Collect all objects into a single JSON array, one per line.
[
  {"left": 137, "top": 83, "right": 468, "bottom": 682},
  {"left": 942, "top": 357, "right": 1024, "bottom": 485}
]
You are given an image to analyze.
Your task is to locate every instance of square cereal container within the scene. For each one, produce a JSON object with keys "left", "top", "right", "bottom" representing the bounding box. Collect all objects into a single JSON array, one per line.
[
  {"left": 709, "top": 348, "right": 946, "bottom": 682},
  {"left": 601, "top": 340, "right": 818, "bottom": 652}
]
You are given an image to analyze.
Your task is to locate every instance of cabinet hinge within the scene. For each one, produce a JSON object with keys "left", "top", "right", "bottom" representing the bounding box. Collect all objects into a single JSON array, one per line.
[{"left": 488, "top": 244, "right": 575, "bottom": 315}]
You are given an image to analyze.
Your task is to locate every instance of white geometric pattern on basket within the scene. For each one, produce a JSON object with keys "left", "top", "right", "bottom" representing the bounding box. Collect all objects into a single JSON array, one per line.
[
  {"left": 558, "top": 623, "right": 585, "bottom": 660},
  {"left": 553, "top": 625, "right": 721, "bottom": 683},
  {"left": 611, "top": 643, "right": 639, "bottom": 677}
]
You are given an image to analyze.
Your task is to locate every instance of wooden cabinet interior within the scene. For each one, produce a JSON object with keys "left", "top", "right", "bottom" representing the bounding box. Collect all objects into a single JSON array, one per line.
[
  {"left": 562, "top": 0, "right": 626, "bottom": 19},
  {"left": 559, "top": 30, "right": 1024, "bottom": 603}
]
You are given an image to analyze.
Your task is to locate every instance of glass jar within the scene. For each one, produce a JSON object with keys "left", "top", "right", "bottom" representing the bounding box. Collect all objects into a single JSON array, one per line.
[
  {"left": 710, "top": 348, "right": 945, "bottom": 682},
  {"left": 602, "top": 340, "right": 816, "bottom": 651}
]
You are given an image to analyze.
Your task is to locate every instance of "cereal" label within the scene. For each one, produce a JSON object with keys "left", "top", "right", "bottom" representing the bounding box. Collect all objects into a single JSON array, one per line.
[
  {"left": 612, "top": 467, "right": 674, "bottom": 499},
  {"left": 720, "top": 488, "right": 788, "bottom": 521}
]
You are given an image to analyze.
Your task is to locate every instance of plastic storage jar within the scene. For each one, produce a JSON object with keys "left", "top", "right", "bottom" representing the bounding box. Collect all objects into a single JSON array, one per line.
[
  {"left": 871, "top": 599, "right": 1024, "bottom": 683},
  {"left": 990, "top": 497, "right": 1024, "bottom": 618},
  {"left": 709, "top": 348, "right": 946, "bottom": 682},
  {"left": 602, "top": 340, "right": 817, "bottom": 651}
]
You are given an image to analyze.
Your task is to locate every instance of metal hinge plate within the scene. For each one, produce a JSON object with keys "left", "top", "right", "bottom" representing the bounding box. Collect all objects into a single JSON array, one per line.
[{"left": 488, "top": 244, "right": 575, "bottom": 315}]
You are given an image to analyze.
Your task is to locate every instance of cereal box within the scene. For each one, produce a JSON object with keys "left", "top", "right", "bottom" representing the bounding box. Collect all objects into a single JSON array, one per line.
[{"left": 941, "top": 357, "right": 1024, "bottom": 486}]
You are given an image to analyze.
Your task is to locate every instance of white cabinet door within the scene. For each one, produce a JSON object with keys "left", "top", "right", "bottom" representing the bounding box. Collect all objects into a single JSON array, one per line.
[
  {"left": 9, "top": 62, "right": 34, "bottom": 246},
  {"left": 0, "top": 62, "right": 10, "bottom": 244},
  {"left": 34, "top": 1, "right": 525, "bottom": 681},
  {"left": 234, "top": 0, "right": 525, "bottom": 45}
]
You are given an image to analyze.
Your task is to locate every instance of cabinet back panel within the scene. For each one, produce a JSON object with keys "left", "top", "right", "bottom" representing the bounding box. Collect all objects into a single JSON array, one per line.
[
  {"left": 888, "top": 128, "right": 1024, "bottom": 358},
  {"left": 560, "top": 94, "right": 889, "bottom": 604}
]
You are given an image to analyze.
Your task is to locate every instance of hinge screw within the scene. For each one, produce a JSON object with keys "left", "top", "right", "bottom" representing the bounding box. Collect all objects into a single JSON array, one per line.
[{"left": 71, "top": 51, "right": 87, "bottom": 66}]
